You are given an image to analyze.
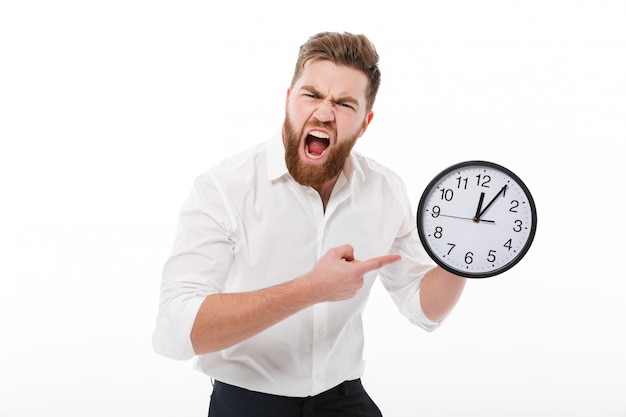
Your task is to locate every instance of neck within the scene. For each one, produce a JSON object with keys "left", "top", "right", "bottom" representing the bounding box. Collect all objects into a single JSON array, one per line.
[{"left": 313, "top": 175, "right": 339, "bottom": 212}]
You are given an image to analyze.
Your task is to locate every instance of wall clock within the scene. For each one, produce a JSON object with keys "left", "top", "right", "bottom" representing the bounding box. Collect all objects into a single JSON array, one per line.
[{"left": 417, "top": 161, "right": 537, "bottom": 278}]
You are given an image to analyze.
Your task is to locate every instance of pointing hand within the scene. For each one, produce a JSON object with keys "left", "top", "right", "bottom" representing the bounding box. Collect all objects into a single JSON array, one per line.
[{"left": 306, "top": 245, "right": 401, "bottom": 302}]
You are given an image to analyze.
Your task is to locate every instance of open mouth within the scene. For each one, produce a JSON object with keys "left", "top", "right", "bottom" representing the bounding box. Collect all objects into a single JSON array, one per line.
[{"left": 304, "top": 130, "right": 330, "bottom": 160}]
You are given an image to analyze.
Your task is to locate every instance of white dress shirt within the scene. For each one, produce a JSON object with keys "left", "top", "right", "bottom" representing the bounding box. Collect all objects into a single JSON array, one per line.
[{"left": 152, "top": 133, "right": 440, "bottom": 397}]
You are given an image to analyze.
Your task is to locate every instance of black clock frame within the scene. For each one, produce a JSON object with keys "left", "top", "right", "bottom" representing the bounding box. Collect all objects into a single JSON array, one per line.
[{"left": 416, "top": 160, "right": 538, "bottom": 278}]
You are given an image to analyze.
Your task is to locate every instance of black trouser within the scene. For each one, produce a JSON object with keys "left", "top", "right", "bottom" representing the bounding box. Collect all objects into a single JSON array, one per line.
[{"left": 208, "top": 379, "right": 383, "bottom": 417}]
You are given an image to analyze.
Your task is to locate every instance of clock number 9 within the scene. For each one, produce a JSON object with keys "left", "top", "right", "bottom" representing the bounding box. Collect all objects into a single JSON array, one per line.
[{"left": 431, "top": 206, "right": 441, "bottom": 218}]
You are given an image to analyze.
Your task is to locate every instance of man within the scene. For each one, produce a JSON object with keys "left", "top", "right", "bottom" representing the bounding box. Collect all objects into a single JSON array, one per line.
[{"left": 153, "top": 32, "right": 466, "bottom": 416}]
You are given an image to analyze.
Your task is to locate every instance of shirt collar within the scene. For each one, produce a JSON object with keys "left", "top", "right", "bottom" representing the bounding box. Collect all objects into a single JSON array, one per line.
[
  {"left": 265, "top": 129, "right": 365, "bottom": 184},
  {"left": 266, "top": 131, "right": 289, "bottom": 181}
]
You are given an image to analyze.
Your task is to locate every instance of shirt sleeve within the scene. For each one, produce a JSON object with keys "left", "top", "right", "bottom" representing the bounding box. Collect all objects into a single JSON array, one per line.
[
  {"left": 152, "top": 173, "right": 236, "bottom": 360},
  {"left": 377, "top": 180, "right": 442, "bottom": 332}
]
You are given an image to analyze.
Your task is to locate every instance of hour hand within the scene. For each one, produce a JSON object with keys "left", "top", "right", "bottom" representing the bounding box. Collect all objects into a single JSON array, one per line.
[
  {"left": 477, "top": 185, "right": 507, "bottom": 219},
  {"left": 473, "top": 192, "right": 485, "bottom": 222}
]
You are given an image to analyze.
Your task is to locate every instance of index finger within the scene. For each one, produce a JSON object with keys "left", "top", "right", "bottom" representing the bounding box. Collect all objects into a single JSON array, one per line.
[{"left": 356, "top": 254, "right": 401, "bottom": 275}]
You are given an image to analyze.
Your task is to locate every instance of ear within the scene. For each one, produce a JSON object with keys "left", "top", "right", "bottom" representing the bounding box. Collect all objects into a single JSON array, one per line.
[
  {"left": 285, "top": 88, "right": 291, "bottom": 108},
  {"left": 358, "top": 111, "right": 374, "bottom": 138}
]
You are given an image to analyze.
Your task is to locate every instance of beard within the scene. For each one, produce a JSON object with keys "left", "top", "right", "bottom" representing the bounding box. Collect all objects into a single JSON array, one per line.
[{"left": 283, "top": 114, "right": 359, "bottom": 189}]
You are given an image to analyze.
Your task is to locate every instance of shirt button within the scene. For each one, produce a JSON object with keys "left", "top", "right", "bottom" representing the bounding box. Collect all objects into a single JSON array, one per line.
[{"left": 315, "top": 372, "right": 323, "bottom": 382}]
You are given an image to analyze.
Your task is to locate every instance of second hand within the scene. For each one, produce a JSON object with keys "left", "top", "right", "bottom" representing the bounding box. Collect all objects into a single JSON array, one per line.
[{"left": 438, "top": 214, "right": 496, "bottom": 224}]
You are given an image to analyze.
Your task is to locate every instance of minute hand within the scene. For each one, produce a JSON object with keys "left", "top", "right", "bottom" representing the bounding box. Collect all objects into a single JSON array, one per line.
[{"left": 477, "top": 185, "right": 507, "bottom": 219}]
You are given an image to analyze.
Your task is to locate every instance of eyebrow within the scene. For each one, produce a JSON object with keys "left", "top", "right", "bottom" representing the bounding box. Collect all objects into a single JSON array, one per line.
[{"left": 300, "top": 85, "right": 361, "bottom": 107}]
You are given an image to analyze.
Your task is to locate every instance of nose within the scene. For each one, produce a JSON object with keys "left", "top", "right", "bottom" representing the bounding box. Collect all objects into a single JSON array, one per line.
[{"left": 313, "top": 100, "right": 335, "bottom": 123}]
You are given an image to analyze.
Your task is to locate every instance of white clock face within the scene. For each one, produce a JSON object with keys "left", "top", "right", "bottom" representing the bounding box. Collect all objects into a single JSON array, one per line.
[{"left": 417, "top": 161, "right": 537, "bottom": 278}]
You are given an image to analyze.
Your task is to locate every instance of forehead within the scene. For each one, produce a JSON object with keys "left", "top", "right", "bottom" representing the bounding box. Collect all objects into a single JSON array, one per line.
[{"left": 295, "top": 59, "right": 369, "bottom": 101}]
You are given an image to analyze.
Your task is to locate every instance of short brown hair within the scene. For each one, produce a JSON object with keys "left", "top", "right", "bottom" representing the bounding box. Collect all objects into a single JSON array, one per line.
[{"left": 290, "top": 32, "right": 381, "bottom": 113}]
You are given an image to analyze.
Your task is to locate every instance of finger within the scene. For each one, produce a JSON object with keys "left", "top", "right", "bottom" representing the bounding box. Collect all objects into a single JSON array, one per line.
[{"left": 356, "top": 254, "right": 401, "bottom": 275}]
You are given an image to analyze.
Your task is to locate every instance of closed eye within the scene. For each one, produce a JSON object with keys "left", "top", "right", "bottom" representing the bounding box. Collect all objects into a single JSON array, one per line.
[
  {"left": 300, "top": 87, "right": 321, "bottom": 99},
  {"left": 337, "top": 102, "right": 355, "bottom": 110},
  {"left": 299, "top": 86, "right": 359, "bottom": 110}
]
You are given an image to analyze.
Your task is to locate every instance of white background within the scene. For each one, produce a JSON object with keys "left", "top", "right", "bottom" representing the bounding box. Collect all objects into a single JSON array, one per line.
[{"left": 1, "top": 1, "right": 625, "bottom": 416}]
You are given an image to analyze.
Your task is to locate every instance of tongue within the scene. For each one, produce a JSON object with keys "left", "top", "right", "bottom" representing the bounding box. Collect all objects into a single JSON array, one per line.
[{"left": 308, "top": 138, "right": 329, "bottom": 156}]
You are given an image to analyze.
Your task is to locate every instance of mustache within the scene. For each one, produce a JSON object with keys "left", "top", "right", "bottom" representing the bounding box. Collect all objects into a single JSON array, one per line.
[{"left": 302, "top": 121, "right": 335, "bottom": 135}]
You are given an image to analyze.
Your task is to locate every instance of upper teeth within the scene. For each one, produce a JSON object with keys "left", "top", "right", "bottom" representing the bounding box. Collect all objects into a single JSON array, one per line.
[{"left": 309, "top": 131, "right": 329, "bottom": 139}]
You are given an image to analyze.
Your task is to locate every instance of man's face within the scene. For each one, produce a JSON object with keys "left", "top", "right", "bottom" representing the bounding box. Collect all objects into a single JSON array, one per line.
[{"left": 283, "top": 59, "right": 373, "bottom": 189}]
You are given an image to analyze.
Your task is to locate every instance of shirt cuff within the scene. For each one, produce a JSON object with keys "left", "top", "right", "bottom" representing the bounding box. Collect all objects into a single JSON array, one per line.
[{"left": 152, "top": 294, "right": 205, "bottom": 360}]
